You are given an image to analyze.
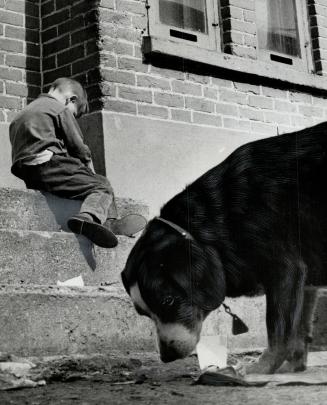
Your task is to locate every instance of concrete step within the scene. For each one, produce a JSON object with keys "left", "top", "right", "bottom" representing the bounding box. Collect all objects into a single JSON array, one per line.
[
  {"left": 0, "top": 284, "right": 266, "bottom": 357},
  {"left": 0, "top": 187, "right": 149, "bottom": 232},
  {"left": 0, "top": 228, "right": 136, "bottom": 285}
]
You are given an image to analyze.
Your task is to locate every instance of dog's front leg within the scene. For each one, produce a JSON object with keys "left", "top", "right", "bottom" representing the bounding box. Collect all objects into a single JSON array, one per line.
[{"left": 246, "top": 261, "right": 306, "bottom": 374}]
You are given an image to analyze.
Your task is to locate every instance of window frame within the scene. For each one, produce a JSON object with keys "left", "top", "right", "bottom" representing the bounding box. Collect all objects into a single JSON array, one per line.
[
  {"left": 255, "top": 0, "right": 313, "bottom": 73},
  {"left": 148, "top": 0, "right": 221, "bottom": 51}
]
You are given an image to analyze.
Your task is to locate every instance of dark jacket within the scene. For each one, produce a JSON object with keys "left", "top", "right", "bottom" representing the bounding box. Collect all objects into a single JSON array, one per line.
[{"left": 9, "top": 94, "right": 92, "bottom": 175}]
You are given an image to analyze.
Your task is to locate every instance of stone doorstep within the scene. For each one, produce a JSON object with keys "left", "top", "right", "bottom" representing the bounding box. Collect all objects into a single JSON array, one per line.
[
  {"left": 0, "top": 228, "right": 135, "bottom": 285},
  {"left": 0, "top": 187, "right": 149, "bottom": 232}
]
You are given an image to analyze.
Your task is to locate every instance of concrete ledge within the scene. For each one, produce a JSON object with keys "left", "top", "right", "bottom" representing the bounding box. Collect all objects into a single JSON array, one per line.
[
  {"left": 0, "top": 188, "right": 149, "bottom": 232},
  {"left": 0, "top": 285, "right": 156, "bottom": 356},
  {"left": 0, "top": 229, "right": 135, "bottom": 285}
]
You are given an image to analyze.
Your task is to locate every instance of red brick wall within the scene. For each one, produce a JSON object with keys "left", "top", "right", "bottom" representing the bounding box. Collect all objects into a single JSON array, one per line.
[{"left": 0, "top": 0, "right": 40, "bottom": 122}]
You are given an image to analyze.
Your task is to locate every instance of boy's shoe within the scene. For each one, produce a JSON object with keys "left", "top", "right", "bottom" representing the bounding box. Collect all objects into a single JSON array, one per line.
[
  {"left": 67, "top": 214, "right": 118, "bottom": 248},
  {"left": 108, "top": 214, "right": 147, "bottom": 237}
]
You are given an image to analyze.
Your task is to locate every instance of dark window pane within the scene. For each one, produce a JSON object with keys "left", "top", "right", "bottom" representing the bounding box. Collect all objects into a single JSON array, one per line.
[
  {"left": 159, "top": 0, "right": 208, "bottom": 34},
  {"left": 257, "top": 0, "right": 301, "bottom": 57}
]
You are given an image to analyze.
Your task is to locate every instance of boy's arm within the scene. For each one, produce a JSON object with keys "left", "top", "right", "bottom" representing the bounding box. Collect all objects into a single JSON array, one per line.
[{"left": 58, "top": 108, "right": 92, "bottom": 164}]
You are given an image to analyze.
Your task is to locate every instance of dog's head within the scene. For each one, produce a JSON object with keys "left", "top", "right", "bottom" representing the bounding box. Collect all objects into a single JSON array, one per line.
[{"left": 122, "top": 218, "right": 226, "bottom": 362}]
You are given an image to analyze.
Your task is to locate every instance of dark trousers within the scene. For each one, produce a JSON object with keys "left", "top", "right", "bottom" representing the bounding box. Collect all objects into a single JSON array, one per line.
[{"left": 16, "top": 155, "right": 118, "bottom": 223}]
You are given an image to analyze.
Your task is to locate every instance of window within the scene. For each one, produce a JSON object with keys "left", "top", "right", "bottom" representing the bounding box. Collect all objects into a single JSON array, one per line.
[
  {"left": 256, "top": 0, "right": 312, "bottom": 71},
  {"left": 148, "top": 0, "right": 220, "bottom": 50}
]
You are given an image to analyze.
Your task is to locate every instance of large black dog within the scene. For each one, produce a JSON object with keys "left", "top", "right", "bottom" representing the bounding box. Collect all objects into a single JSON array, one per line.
[{"left": 122, "top": 122, "right": 327, "bottom": 374}]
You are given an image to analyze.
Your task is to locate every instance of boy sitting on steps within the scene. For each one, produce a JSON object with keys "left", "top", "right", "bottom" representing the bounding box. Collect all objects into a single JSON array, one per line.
[{"left": 9, "top": 77, "right": 146, "bottom": 248}]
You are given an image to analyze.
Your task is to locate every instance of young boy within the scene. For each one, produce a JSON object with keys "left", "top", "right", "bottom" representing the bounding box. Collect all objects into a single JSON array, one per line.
[{"left": 9, "top": 77, "right": 146, "bottom": 248}]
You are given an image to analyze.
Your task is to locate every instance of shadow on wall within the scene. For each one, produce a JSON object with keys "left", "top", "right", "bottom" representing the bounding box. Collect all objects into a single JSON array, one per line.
[{"left": 25, "top": 1, "right": 42, "bottom": 104}]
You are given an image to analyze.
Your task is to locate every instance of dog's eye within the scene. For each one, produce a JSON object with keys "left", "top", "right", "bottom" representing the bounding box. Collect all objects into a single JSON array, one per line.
[{"left": 161, "top": 296, "right": 175, "bottom": 306}]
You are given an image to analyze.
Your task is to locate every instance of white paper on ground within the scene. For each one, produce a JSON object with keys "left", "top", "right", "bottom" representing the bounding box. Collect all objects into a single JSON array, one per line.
[
  {"left": 196, "top": 335, "right": 228, "bottom": 370},
  {"left": 57, "top": 275, "right": 84, "bottom": 287}
]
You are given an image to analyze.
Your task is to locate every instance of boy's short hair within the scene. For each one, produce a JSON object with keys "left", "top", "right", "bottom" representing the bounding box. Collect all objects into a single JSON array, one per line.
[{"left": 50, "top": 77, "right": 89, "bottom": 117}]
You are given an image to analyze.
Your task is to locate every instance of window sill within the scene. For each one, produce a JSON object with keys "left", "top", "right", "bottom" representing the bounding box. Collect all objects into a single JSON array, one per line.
[{"left": 143, "top": 36, "right": 327, "bottom": 93}]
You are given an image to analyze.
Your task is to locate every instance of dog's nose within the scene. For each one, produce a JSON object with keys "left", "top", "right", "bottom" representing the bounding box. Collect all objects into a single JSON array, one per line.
[{"left": 159, "top": 341, "right": 181, "bottom": 363}]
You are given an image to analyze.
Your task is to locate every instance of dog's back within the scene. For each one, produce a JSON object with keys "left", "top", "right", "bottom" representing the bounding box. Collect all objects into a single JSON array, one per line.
[{"left": 161, "top": 122, "right": 327, "bottom": 289}]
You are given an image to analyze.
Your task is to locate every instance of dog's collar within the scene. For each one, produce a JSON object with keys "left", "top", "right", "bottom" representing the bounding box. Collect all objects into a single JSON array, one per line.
[{"left": 154, "top": 217, "right": 194, "bottom": 241}]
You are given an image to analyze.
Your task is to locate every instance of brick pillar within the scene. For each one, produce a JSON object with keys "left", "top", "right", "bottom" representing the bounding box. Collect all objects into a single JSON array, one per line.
[
  {"left": 41, "top": 0, "right": 101, "bottom": 111},
  {"left": 308, "top": 0, "right": 327, "bottom": 75},
  {"left": 0, "top": 0, "right": 41, "bottom": 122},
  {"left": 220, "top": 0, "right": 257, "bottom": 59}
]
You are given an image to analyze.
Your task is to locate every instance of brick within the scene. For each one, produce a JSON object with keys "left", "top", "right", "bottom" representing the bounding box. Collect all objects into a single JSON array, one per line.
[
  {"left": 25, "top": 1, "right": 40, "bottom": 17},
  {"left": 131, "top": 14, "right": 146, "bottom": 29},
  {"left": 172, "top": 80, "right": 202, "bottom": 96},
  {"left": 230, "top": 19, "right": 256, "bottom": 34},
  {"left": 215, "top": 103, "right": 238, "bottom": 117},
  {"left": 117, "top": 0, "right": 145, "bottom": 15},
  {"left": 171, "top": 109, "right": 191, "bottom": 123},
  {"left": 243, "top": 34, "right": 257, "bottom": 47},
  {"left": 249, "top": 95, "right": 273, "bottom": 109},
  {"left": 100, "top": 53, "right": 117, "bottom": 68},
  {"left": 244, "top": 10, "right": 255, "bottom": 22},
  {"left": 239, "top": 106, "right": 264, "bottom": 121},
  {"left": 150, "top": 65, "right": 184, "bottom": 80},
  {"left": 26, "top": 71, "right": 41, "bottom": 87},
  {"left": 100, "top": 0, "right": 115, "bottom": 9},
  {"left": 289, "top": 91, "right": 312, "bottom": 104},
  {"left": 118, "top": 86, "right": 152, "bottom": 103},
  {"left": 101, "top": 9, "right": 131, "bottom": 26},
  {"left": 203, "top": 87, "right": 218, "bottom": 100},
  {"left": 154, "top": 92, "right": 184, "bottom": 108},
  {"left": 103, "top": 39, "right": 134, "bottom": 56},
  {"left": 274, "top": 100, "right": 297, "bottom": 113},
  {"left": 0, "top": 10, "right": 24, "bottom": 26},
  {"left": 223, "top": 117, "right": 251, "bottom": 131},
  {"left": 6, "top": 82, "right": 28, "bottom": 97},
  {"left": 5, "top": 25, "right": 24, "bottom": 41},
  {"left": 71, "top": 1, "right": 98, "bottom": 18},
  {"left": 136, "top": 74, "right": 171, "bottom": 90},
  {"left": 26, "top": 42, "right": 40, "bottom": 58},
  {"left": 43, "top": 35, "right": 70, "bottom": 57},
  {"left": 118, "top": 57, "right": 148, "bottom": 72},
  {"left": 6, "top": 54, "right": 40, "bottom": 72},
  {"left": 42, "top": 27, "right": 58, "bottom": 44},
  {"left": 72, "top": 54, "right": 100, "bottom": 75},
  {"left": 104, "top": 98, "right": 137, "bottom": 114},
  {"left": 223, "top": 31, "right": 243, "bottom": 45},
  {"left": 185, "top": 96, "right": 214, "bottom": 113},
  {"left": 0, "top": 111, "right": 5, "bottom": 121},
  {"left": 101, "top": 82, "right": 116, "bottom": 96},
  {"left": 0, "top": 38, "right": 23, "bottom": 53},
  {"left": 193, "top": 112, "right": 222, "bottom": 127},
  {"left": 290, "top": 115, "right": 315, "bottom": 128},
  {"left": 0, "top": 24, "right": 3, "bottom": 36},
  {"left": 42, "top": 56, "right": 56, "bottom": 71},
  {"left": 0, "top": 96, "right": 22, "bottom": 110},
  {"left": 186, "top": 73, "right": 210, "bottom": 84},
  {"left": 298, "top": 105, "right": 324, "bottom": 118},
  {"left": 5, "top": 0, "right": 25, "bottom": 14},
  {"left": 117, "top": 27, "right": 141, "bottom": 42},
  {"left": 58, "top": 16, "right": 84, "bottom": 36},
  {"left": 262, "top": 87, "right": 288, "bottom": 99},
  {"left": 234, "top": 82, "right": 260, "bottom": 94},
  {"left": 84, "top": 9, "right": 99, "bottom": 26},
  {"left": 86, "top": 40, "right": 99, "bottom": 56},
  {"left": 264, "top": 111, "right": 291, "bottom": 125},
  {"left": 220, "top": 89, "right": 247, "bottom": 104},
  {"left": 211, "top": 77, "right": 233, "bottom": 88},
  {"left": 26, "top": 16, "right": 40, "bottom": 30},
  {"left": 0, "top": 67, "right": 22, "bottom": 82},
  {"left": 41, "top": 0, "right": 54, "bottom": 17},
  {"left": 221, "top": 6, "right": 243, "bottom": 20},
  {"left": 58, "top": 45, "right": 85, "bottom": 67},
  {"left": 43, "top": 9, "right": 70, "bottom": 30},
  {"left": 102, "top": 69, "right": 136, "bottom": 85},
  {"left": 72, "top": 25, "right": 98, "bottom": 45},
  {"left": 221, "top": 0, "right": 255, "bottom": 11},
  {"left": 43, "top": 66, "right": 72, "bottom": 86},
  {"left": 138, "top": 104, "right": 168, "bottom": 119}
]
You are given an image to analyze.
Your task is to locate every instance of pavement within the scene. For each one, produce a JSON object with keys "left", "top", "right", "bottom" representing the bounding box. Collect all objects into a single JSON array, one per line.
[{"left": 1, "top": 351, "right": 327, "bottom": 404}]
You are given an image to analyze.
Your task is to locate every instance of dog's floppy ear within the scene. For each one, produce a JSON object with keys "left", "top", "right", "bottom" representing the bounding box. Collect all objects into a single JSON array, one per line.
[{"left": 171, "top": 242, "right": 226, "bottom": 311}]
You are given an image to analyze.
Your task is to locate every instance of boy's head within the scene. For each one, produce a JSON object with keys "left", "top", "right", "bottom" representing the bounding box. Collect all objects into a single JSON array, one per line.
[{"left": 48, "top": 78, "right": 89, "bottom": 118}]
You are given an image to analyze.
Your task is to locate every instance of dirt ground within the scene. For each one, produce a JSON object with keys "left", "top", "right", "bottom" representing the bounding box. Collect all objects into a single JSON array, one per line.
[{"left": 1, "top": 353, "right": 327, "bottom": 405}]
